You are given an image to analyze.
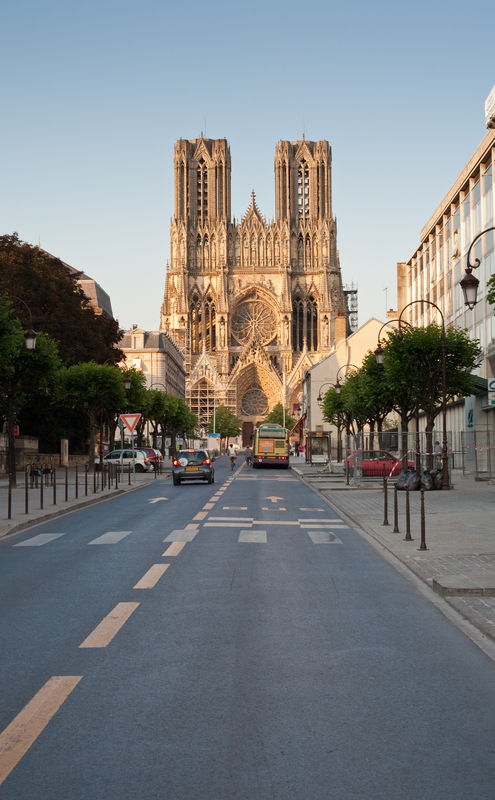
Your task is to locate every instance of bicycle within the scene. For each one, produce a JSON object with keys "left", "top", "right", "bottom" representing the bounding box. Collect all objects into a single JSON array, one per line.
[
  {"left": 230, "top": 456, "right": 237, "bottom": 470},
  {"left": 245, "top": 457, "right": 253, "bottom": 469}
]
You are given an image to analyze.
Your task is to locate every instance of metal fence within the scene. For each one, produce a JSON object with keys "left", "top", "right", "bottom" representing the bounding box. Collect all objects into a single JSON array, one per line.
[
  {"left": 461, "top": 430, "right": 494, "bottom": 481},
  {"left": 344, "top": 431, "right": 453, "bottom": 486}
]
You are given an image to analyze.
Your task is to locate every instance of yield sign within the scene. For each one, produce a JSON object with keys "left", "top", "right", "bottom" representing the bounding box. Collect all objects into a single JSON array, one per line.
[{"left": 120, "top": 413, "right": 141, "bottom": 433}]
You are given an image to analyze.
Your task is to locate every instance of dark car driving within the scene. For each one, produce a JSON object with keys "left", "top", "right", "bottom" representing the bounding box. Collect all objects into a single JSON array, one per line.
[{"left": 172, "top": 450, "right": 215, "bottom": 485}]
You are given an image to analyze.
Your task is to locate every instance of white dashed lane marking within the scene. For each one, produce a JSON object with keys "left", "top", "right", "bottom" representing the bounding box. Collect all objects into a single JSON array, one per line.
[{"left": 14, "top": 534, "right": 65, "bottom": 547}]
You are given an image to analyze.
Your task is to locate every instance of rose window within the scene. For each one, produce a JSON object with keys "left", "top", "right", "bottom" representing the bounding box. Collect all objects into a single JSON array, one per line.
[
  {"left": 231, "top": 301, "right": 277, "bottom": 345},
  {"left": 241, "top": 384, "right": 269, "bottom": 416}
]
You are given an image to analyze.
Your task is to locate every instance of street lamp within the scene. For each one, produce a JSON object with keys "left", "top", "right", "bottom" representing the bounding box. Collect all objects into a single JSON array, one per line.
[
  {"left": 123, "top": 375, "right": 132, "bottom": 390},
  {"left": 10, "top": 296, "right": 37, "bottom": 350},
  {"left": 460, "top": 226, "right": 495, "bottom": 309},
  {"left": 396, "top": 301, "right": 449, "bottom": 490},
  {"left": 374, "top": 318, "right": 412, "bottom": 366}
]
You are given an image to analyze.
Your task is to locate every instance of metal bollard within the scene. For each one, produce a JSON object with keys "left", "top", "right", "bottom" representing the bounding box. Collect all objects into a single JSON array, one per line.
[
  {"left": 115, "top": 464, "right": 118, "bottom": 490},
  {"left": 128, "top": 464, "right": 131, "bottom": 486},
  {"left": 8, "top": 477, "right": 12, "bottom": 520},
  {"left": 40, "top": 472, "right": 43, "bottom": 510},
  {"left": 75, "top": 466, "right": 78, "bottom": 499},
  {"left": 85, "top": 467, "right": 88, "bottom": 496},
  {"left": 25, "top": 468, "right": 29, "bottom": 514},
  {"left": 404, "top": 485, "right": 413, "bottom": 541},
  {"left": 94, "top": 466, "right": 97, "bottom": 494},
  {"left": 393, "top": 484, "right": 400, "bottom": 533},
  {"left": 53, "top": 469, "right": 57, "bottom": 505},
  {"left": 382, "top": 476, "right": 389, "bottom": 526},
  {"left": 418, "top": 489, "right": 428, "bottom": 550},
  {"left": 65, "top": 467, "right": 68, "bottom": 502}
]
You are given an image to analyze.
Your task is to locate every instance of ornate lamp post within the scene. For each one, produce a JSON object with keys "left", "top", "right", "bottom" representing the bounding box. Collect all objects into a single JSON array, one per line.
[
  {"left": 10, "top": 297, "right": 37, "bottom": 350},
  {"left": 460, "top": 226, "right": 495, "bottom": 309}
]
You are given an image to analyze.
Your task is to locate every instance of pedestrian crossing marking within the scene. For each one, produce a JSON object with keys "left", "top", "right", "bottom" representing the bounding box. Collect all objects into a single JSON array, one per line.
[
  {"left": 193, "top": 512, "right": 208, "bottom": 521},
  {"left": 134, "top": 564, "right": 170, "bottom": 589},
  {"left": 239, "top": 530, "right": 267, "bottom": 543},
  {"left": 223, "top": 507, "right": 247, "bottom": 510},
  {"left": 208, "top": 516, "right": 253, "bottom": 522},
  {"left": 14, "top": 533, "right": 65, "bottom": 547},
  {"left": 185, "top": 523, "right": 199, "bottom": 530},
  {"left": 88, "top": 531, "right": 132, "bottom": 545},
  {"left": 203, "top": 503, "right": 215, "bottom": 510},
  {"left": 300, "top": 508, "right": 325, "bottom": 511}
]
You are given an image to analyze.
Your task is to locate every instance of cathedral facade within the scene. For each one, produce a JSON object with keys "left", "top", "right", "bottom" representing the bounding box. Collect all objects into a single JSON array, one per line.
[{"left": 160, "top": 136, "right": 347, "bottom": 442}]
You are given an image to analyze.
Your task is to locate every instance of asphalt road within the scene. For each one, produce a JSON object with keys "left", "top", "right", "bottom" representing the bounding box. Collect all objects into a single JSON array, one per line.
[{"left": 1, "top": 457, "right": 495, "bottom": 799}]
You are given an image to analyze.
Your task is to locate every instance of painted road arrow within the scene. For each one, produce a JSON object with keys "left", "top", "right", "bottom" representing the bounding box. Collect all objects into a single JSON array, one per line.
[
  {"left": 264, "top": 496, "right": 284, "bottom": 504},
  {"left": 148, "top": 498, "right": 168, "bottom": 504}
]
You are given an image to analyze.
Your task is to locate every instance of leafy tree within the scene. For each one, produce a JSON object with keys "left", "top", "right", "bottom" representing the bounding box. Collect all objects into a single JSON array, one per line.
[
  {"left": 59, "top": 362, "right": 126, "bottom": 470},
  {"left": 487, "top": 273, "right": 495, "bottom": 306},
  {"left": 0, "top": 301, "right": 61, "bottom": 484},
  {"left": 141, "top": 390, "right": 179, "bottom": 452},
  {"left": 383, "top": 323, "right": 482, "bottom": 461},
  {"left": 262, "top": 402, "right": 295, "bottom": 429},
  {"left": 207, "top": 405, "right": 241, "bottom": 447},
  {"left": 0, "top": 233, "right": 123, "bottom": 365}
]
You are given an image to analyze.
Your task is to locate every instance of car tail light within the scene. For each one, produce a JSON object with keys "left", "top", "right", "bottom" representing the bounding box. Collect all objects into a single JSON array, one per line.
[
  {"left": 204, "top": 458, "right": 210, "bottom": 465},
  {"left": 173, "top": 459, "right": 179, "bottom": 466},
  {"left": 280, "top": 456, "right": 287, "bottom": 460}
]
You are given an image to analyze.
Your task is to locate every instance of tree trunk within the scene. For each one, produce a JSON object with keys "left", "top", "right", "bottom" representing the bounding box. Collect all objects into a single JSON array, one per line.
[
  {"left": 400, "top": 411, "right": 409, "bottom": 469},
  {"left": 88, "top": 411, "right": 96, "bottom": 472}
]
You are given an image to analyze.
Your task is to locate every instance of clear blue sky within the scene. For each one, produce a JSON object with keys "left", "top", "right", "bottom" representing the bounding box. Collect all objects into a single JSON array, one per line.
[{"left": 1, "top": 0, "right": 493, "bottom": 331}]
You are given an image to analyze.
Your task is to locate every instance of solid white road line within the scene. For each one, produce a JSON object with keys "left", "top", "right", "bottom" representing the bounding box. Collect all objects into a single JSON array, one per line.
[{"left": 14, "top": 534, "right": 65, "bottom": 547}]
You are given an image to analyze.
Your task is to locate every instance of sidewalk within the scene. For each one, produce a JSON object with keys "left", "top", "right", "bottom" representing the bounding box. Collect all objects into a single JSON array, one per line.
[
  {"left": 0, "top": 465, "right": 171, "bottom": 540},
  {"left": 293, "top": 459, "right": 495, "bottom": 644}
]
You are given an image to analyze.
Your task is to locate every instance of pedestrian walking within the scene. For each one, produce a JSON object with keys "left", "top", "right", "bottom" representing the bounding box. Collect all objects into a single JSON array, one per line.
[{"left": 298, "top": 442, "right": 305, "bottom": 461}]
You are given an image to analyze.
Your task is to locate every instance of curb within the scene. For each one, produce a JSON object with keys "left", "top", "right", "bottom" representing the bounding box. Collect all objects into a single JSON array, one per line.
[{"left": 0, "top": 477, "right": 169, "bottom": 540}]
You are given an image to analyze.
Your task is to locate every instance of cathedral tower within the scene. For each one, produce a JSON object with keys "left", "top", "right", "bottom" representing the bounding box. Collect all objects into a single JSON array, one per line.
[{"left": 161, "top": 136, "right": 346, "bottom": 442}]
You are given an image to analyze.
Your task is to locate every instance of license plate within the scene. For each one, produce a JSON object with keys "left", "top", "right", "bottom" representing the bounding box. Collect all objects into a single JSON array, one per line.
[{"left": 186, "top": 467, "right": 199, "bottom": 471}]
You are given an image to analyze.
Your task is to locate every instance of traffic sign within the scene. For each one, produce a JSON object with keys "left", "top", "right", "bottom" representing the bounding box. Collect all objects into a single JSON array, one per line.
[
  {"left": 119, "top": 413, "right": 141, "bottom": 433},
  {"left": 489, "top": 378, "right": 495, "bottom": 406}
]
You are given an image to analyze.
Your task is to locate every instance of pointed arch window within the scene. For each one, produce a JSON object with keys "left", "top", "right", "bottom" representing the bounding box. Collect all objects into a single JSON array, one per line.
[
  {"left": 197, "top": 158, "right": 208, "bottom": 220},
  {"left": 307, "top": 295, "right": 318, "bottom": 351},
  {"left": 205, "top": 295, "right": 216, "bottom": 352},
  {"left": 292, "top": 295, "right": 304, "bottom": 352},
  {"left": 191, "top": 294, "right": 202, "bottom": 354},
  {"left": 298, "top": 160, "right": 310, "bottom": 219}
]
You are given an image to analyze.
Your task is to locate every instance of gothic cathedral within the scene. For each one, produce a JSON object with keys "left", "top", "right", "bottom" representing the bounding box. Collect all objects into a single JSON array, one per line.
[{"left": 160, "top": 136, "right": 347, "bottom": 442}]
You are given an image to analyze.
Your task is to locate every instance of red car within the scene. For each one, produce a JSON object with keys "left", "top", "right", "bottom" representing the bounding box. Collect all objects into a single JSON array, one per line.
[
  {"left": 137, "top": 447, "right": 163, "bottom": 469},
  {"left": 347, "top": 450, "right": 415, "bottom": 478}
]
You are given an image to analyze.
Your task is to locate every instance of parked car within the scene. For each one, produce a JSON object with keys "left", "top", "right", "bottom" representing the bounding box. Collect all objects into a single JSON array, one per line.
[
  {"left": 172, "top": 450, "right": 214, "bottom": 485},
  {"left": 137, "top": 447, "right": 163, "bottom": 468},
  {"left": 346, "top": 450, "right": 415, "bottom": 478},
  {"left": 87, "top": 449, "right": 154, "bottom": 473}
]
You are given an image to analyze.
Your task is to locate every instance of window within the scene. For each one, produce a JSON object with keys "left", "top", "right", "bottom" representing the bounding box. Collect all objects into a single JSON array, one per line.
[
  {"left": 197, "top": 158, "right": 208, "bottom": 220},
  {"left": 292, "top": 296, "right": 304, "bottom": 351},
  {"left": 204, "top": 296, "right": 216, "bottom": 352},
  {"left": 191, "top": 295, "right": 202, "bottom": 354},
  {"left": 298, "top": 160, "right": 309, "bottom": 218},
  {"left": 307, "top": 295, "right": 318, "bottom": 352},
  {"left": 483, "top": 163, "right": 492, "bottom": 194}
]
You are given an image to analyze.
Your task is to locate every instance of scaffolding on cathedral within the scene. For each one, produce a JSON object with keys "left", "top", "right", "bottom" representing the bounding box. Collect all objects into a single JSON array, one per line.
[{"left": 343, "top": 283, "right": 358, "bottom": 333}]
